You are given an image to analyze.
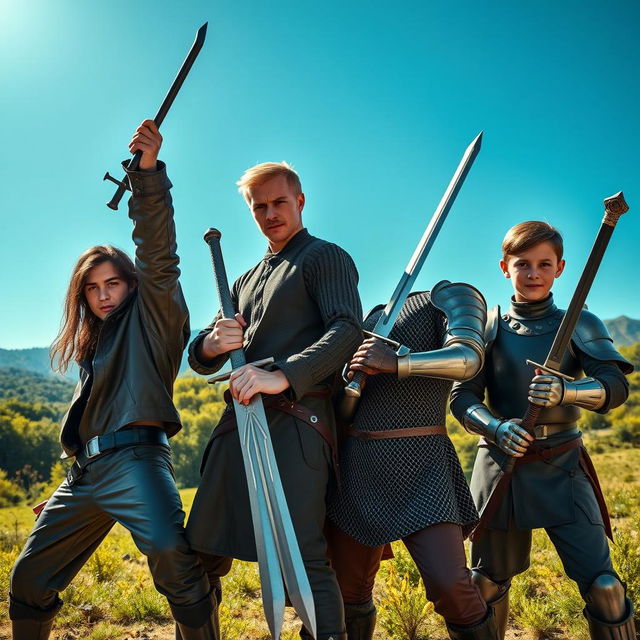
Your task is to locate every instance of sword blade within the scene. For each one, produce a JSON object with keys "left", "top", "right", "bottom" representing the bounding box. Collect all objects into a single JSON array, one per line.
[
  {"left": 153, "top": 22, "right": 208, "bottom": 127},
  {"left": 541, "top": 193, "right": 629, "bottom": 372},
  {"left": 233, "top": 396, "right": 317, "bottom": 639},
  {"left": 373, "top": 132, "right": 483, "bottom": 337}
]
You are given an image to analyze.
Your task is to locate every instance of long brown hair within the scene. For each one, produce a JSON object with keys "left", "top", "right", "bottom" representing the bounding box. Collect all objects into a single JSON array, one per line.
[{"left": 50, "top": 246, "right": 137, "bottom": 373}]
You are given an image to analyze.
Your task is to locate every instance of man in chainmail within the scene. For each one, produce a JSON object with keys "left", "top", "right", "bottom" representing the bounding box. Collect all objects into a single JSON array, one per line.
[{"left": 326, "top": 281, "right": 500, "bottom": 640}]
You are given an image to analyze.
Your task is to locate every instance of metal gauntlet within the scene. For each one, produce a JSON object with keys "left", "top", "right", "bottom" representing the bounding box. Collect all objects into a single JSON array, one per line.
[
  {"left": 397, "top": 343, "right": 482, "bottom": 381},
  {"left": 462, "top": 403, "right": 501, "bottom": 441},
  {"left": 562, "top": 377, "right": 606, "bottom": 410}
]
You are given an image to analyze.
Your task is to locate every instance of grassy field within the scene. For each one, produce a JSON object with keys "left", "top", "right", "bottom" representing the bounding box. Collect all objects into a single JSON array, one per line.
[{"left": 1, "top": 449, "right": 639, "bottom": 640}]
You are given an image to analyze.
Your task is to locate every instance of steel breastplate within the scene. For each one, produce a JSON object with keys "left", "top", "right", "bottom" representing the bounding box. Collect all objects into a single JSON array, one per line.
[{"left": 486, "top": 303, "right": 583, "bottom": 423}]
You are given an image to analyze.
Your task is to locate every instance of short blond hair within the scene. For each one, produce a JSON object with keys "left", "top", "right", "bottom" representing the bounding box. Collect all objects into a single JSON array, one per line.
[
  {"left": 236, "top": 162, "right": 302, "bottom": 201},
  {"left": 502, "top": 221, "right": 563, "bottom": 261}
]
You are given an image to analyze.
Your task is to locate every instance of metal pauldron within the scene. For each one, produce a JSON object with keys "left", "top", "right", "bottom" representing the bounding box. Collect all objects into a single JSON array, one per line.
[
  {"left": 430, "top": 280, "right": 487, "bottom": 365},
  {"left": 562, "top": 377, "right": 607, "bottom": 410},
  {"left": 396, "top": 343, "right": 482, "bottom": 381}
]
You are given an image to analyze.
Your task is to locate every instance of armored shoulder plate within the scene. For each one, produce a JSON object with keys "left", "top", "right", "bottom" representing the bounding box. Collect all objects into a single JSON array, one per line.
[
  {"left": 430, "top": 280, "right": 487, "bottom": 361},
  {"left": 573, "top": 310, "right": 633, "bottom": 374}
]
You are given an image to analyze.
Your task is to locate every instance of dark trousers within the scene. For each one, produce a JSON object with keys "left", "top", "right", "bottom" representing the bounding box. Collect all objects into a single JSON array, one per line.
[
  {"left": 325, "top": 520, "right": 487, "bottom": 627},
  {"left": 9, "top": 446, "right": 211, "bottom": 626},
  {"left": 471, "top": 496, "right": 614, "bottom": 594}
]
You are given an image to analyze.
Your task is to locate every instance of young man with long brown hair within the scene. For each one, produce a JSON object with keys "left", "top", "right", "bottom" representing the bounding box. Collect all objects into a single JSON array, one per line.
[
  {"left": 9, "top": 121, "right": 217, "bottom": 640},
  {"left": 450, "top": 221, "right": 635, "bottom": 640}
]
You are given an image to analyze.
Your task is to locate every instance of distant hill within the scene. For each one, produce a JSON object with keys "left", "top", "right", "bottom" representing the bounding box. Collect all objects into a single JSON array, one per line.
[
  {"left": 604, "top": 316, "right": 640, "bottom": 347},
  {"left": 0, "top": 367, "right": 75, "bottom": 404},
  {"left": 0, "top": 330, "right": 202, "bottom": 380},
  {"left": 2, "top": 321, "right": 637, "bottom": 380}
]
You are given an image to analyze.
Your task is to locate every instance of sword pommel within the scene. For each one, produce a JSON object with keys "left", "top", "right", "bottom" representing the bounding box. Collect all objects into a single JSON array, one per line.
[
  {"left": 603, "top": 191, "right": 629, "bottom": 227},
  {"left": 204, "top": 228, "right": 222, "bottom": 243}
]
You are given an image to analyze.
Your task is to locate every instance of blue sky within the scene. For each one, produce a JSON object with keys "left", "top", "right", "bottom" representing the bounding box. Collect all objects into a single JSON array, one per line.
[{"left": 1, "top": 0, "right": 639, "bottom": 349}]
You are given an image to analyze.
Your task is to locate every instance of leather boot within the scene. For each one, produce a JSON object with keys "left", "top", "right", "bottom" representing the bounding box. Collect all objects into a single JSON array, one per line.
[
  {"left": 9, "top": 594, "right": 61, "bottom": 640},
  {"left": 487, "top": 588, "right": 508, "bottom": 640},
  {"left": 176, "top": 617, "right": 219, "bottom": 640},
  {"left": 11, "top": 618, "right": 55, "bottom": 640},
  {"left": 300, "top": 628, "right": 348, "bottom": 640},
  {"left": 584, "top": 599, "right": 636, "bottom": 640},
  {"left": 344, "top": 600, "right": 377, "bottom": 640},
  {"left": 446, "top": 609, "right": 499, "bottom": 640},
  {"left": 471, "top": 570, "right": 509, "bottom": 640},
  {"left": 174, "top": 587, "right": 220, "bottom": 640}
]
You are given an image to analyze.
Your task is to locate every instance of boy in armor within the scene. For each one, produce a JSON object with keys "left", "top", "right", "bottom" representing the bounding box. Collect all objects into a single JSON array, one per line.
[
  {"left": 327, "top": 281, "right": 500, "bottom": 640},
  {"left": 450, "top": 221, "right": 635, "bottom": 640}
]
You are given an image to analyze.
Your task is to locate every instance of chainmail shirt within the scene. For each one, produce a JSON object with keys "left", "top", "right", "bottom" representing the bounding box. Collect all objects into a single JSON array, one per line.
[{"left": 327, "top": 291, "right": 479, "bottom": 546}]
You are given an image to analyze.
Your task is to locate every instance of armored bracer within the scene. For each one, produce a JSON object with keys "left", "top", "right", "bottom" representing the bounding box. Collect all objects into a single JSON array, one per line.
[
  {"left": 397, "top": 281, "right": 487, "bottom": 381},
  {"left": 562, "top": 377, "right": 606, "bottom": 410}
]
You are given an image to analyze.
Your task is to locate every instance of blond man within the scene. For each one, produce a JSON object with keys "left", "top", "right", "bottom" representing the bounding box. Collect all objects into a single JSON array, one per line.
[{"left": 186, "top": 162, "right": 362, "bottom": 640}]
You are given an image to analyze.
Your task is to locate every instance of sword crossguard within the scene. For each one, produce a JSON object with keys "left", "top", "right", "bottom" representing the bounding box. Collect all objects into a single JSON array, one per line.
[
  {"left": 603, "top": 191, "right": 629, "bottom": 227},
  {"left": 207, "top": 357, "right": 276, "bottom": 384},
  {"left": 525, "top": 359, "right": 575, "bottom": 382},
  {"left": 103, "top": 172, "right": 130, "bottom": 190},
  {"left": 362, "top": 330, "right": 401, "bottom": 350}
]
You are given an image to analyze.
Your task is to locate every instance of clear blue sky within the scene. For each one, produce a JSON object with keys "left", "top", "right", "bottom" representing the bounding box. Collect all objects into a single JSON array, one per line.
[{"left": 1, "top": 0, "right": 639, "bottom": 349}]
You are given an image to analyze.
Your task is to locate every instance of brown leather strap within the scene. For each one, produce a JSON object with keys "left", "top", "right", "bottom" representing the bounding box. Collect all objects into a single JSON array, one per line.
[
  {"left": 346, "top": 425, "right": 447, "bottom": 440},
  {"left": 470, "top": 437, "right": 584, "bottom": 542},
  {"left": 213, "top": 392, "right": 339, "bottom": 476},
  {"left": 578, "top": 446, "right": 613, "bottom": 541}
]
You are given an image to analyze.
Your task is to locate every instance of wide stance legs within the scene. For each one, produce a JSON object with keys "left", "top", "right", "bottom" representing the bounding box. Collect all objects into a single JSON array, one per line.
[
  {"left": 326, "top": 520, "right": 498, "bottom": 640},
  {"left": 9, "top": 447, "right": 213, "bottom": 639}
]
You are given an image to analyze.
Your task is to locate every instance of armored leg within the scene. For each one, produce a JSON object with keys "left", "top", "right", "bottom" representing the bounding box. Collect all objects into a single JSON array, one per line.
[
  {"left": 471, "top": 570, "right": 510, "bottom": 640},
  {"left": 583, "top": 573, "right": 636, "bottom": 640}
]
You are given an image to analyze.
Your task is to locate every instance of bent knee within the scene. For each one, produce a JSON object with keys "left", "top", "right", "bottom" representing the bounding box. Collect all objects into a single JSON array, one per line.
[
  {"left": 10, "top": 556, "right": 54, "bottom": 608},
  {"left": 584, "top": 572, "right": 627, "bottom": 622}
]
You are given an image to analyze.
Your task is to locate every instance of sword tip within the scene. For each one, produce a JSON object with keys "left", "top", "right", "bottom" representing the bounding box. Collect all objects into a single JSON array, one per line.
[{"left": 197, "top": 22, "right": 208, "bottom": 41}]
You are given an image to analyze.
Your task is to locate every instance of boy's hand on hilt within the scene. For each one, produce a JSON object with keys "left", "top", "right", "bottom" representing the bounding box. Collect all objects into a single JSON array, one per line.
[
  {"left": 129, "top": 120, "right": 162, "bottom": 171},
  {"left": 201, "top": 314, "right": 247, "bottom": 359},
  {"left": 528, "top": 373, "right": 564, "bottom": 408},
  {"left": 494, "top": 418, "right": 534, "bottom": 457}
]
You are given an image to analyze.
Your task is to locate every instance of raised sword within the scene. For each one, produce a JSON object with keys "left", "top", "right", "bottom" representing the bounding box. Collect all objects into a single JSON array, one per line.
[
  {"left": 103, "top": 22, "right": 208, "bottom": 210},
  {"left": 203, "top": 228, "right": 317, "bottom": 640},
  {"left": 342, "top": 132, "right": 483, "bottom": 410}
]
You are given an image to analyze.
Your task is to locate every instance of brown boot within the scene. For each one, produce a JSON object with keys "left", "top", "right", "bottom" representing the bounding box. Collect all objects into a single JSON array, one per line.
[
  {"left": 174, "top": 589, "right": 220, "bottom": 640},
  {"left": 344, "top": 600, "right": 377, "bottom": 640},
  {"left": 584, "top": 598, "right": 636, "bottom": 639},
  {"left": 446, "top": 609, "right": 499, "bottom": 640},
  {"left": 9, "top": 594, "right": 61, "bottom": 640}
]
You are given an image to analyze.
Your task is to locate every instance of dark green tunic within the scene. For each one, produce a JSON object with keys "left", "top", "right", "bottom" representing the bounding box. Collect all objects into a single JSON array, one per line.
[{"left": 187, "top": 228, "right": 362, "bottom": 560}]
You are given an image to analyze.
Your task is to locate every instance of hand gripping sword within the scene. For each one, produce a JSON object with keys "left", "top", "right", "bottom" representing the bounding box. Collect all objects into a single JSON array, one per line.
[
  {"left": 103, "top": 23, "right": 208, "bottom": 210},
  {"left": 342, "top": 132, "right": 483, "bottom": 415},
  {"left": 203, "top": 228, "right": 317, "bottom": 640},
  {"left": 503, "top": 191, "right": 630, "bottom": 474}
]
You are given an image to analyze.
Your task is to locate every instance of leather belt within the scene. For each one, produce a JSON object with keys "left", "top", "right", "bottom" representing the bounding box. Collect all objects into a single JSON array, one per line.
[
  {"left": 346, "top": 425, "right": 447, "bottom": 440},
  {"left": 532, "top": 424, "right": 579, "bottom": 440},
  {"left": 67, "top": 427, "right": 168, "bottom": 485}
]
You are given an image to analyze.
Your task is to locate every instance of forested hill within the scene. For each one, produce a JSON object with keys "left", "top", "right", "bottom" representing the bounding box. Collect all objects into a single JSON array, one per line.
[
  {"left": 0, "top": 368, "right": 74, "bottom": 404},
  {"left": 2, "top": 319, "right": 639, "bottom": 379}
]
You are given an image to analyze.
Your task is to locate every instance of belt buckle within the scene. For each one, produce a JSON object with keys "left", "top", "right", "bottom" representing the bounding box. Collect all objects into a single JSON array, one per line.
[
  {"left": 534, "top": 424, "right": 548, "bottom": 440},
  {"left": 85, "top": 437, "right": 101, "bottom": 458}
]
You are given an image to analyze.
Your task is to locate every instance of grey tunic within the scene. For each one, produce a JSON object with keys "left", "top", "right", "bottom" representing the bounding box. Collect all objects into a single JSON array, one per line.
[
  {"left": 327, "top": 291, "right": 479, "bottom": 547},
  {"left": 187, "top": 228, "right": 362, "bottom": 560}
]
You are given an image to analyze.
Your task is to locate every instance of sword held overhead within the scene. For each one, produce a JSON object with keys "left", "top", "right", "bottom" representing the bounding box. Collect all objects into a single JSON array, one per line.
[
  {"left": 342, "top": 132, "right": 483, "bottom": 414},
  {"left": 103, "top": 22, "right": 208, "bottom": 210},
  {"left": 203, "top": 228, "right": 317, "bottom": 640}
]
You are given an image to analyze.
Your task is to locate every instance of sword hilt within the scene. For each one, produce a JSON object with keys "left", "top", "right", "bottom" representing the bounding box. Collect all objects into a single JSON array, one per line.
[
  {"left": 104, "top": 151, "right": 142, "bottom": 210},
  {"left": 204, "top": 228, "right": 247, "bottom": 370},
  {"left": 207, "top": 357, "right": 275, "bottom": 384},
  {"left": 603, "top": 191, "right": 629, "bottom": 227}
]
